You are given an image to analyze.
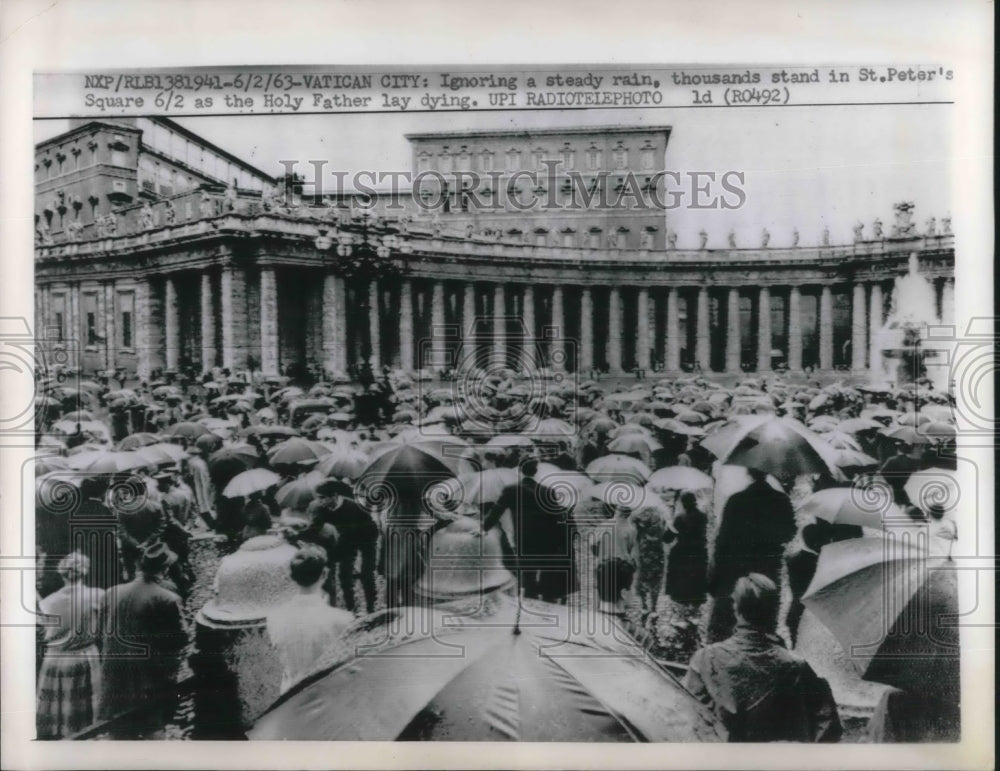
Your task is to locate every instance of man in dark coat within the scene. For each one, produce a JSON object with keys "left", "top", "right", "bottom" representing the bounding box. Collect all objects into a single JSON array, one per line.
[
  {"left": 706, "top": 467, "right": 796, "bottom": 643},
  {"left": 99, "top": 542, "right": 187, "bottom": 738},
  {"left": 685, "top": 574, "right": 841, "bottom": 742},
  {"left": 482, "top": 458, "right": 578, "bottom": 603},
  {"left": 306, "top": 479, "right": 380, "bottom": 615}
]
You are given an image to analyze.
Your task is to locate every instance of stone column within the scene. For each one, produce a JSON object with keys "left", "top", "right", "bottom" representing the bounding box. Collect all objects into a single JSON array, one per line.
[
  {"left": 636, "top": 288, "right": 651, "bottom": 371},
  {"left": 725, "top": 288, "right": 741, "bottom": 373},
  {"left": 696, "top": 287, "right": 710, "bottom": 371},
  {"left": 460, "top": 283, "right": 476, "bottom": 369},
  {"left": 200, "top": 272, "right": 216, "bottom": 373},
  {"left": 578, "top": 288, "right": 593, "bottom": 372},
  {"left": 756, "top": 287, "right": 771, "bottom": 372},
  {"left": 135, "top": 279, "right": 153, "bottom": 381},
  {"left": 220, "top": 265, "right": 247, "bottom": 372},
  {"left": 788, "top": 286, "right": 803, "bottom": 371},
  {"left": 322, "top": 273, "right": 346, "bottom": 377},
  {"left": 522, "top": 285, "right": 536, "bottom": 371},
  {"left": 819, "top": 285, "right": 834, "bottom": 370},
  {"left": 259, "top": 267, "right": 279, "bottom": 374},
  {"left": 869, "top": 283, "right": 884, "bottom": 379},
  {"left": 607, "top": 287, "right": 623, "bottom": 373},
  {"left": 368, "top": 279, "right": 381, "bottom": 371},
  {"left": 492, "top": 284, "right": 506, "bottom": 365},
  {"left": 665, "top": 288, "right": 680, "bottom": 371},
  {"left": 941, "top": 278, "right": 955, "bottom": 324},
  {"left": 398, "top": 279, "right": 414, "bottom": 371},
  {"left": 69, "top": 283, "right": 80, "bottom": 370},
  {"left": 104, "top": 282, "right": 116, "bottom": 371},
  {"left": 550, "top": 286, "right": 565, "bottom": 370},
  {"left": 164, "top": 276, "right": 180, "bottom": 372},
  {"left": 851, "top": 282, "right": 867, "bottom": 370},
  {"left": 430, "top": 281, "right": 447, "bottom": 372}
]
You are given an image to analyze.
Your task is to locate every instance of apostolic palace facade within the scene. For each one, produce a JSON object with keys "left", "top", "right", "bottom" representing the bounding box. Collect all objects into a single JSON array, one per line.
[{"left": 33, "top": 117, "right": 955, "bottom": 383}]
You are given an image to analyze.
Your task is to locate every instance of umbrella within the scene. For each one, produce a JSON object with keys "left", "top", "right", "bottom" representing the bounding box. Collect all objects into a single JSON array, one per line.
[
  {"left": 133, "top": 442, "right": 188, "bottom": 466},
  {"left": 796, "top": 486, "right": 894, "bottom": 529},
  {"left": 919, "top": 405, "right": 954, "bottom": 423},
  {"left": 673, "top": 409, "right": 707, "bottom": 425},
  {"left": 607, "top": 434, "right": 662, "bottom": 456},
  {"left": 64, "top": 449, "right": 147, "bottom": 474},
  {"left": 51, "top": 419, "right": 109, "bottom": 437},
  {"left": 484, "top": 434, "right": 535, "bottom": 450},
  {"left": 837, "top": 417, "right": 884, "bottom": 434},
  {"left": 34, "top": 456, "right": 69, "bottom": 476},
  {"left": 922, "top": 422, "right": 956, "bottom": 441},
  {"left": 117, "top": 432, "right": 161, "bottom": 451},
  {"left": 802, "top": 536, "right": 958, "bottom": 694},
  {"left": 358, "top": 444, "right": 462, "bottom": 513},
  {"left": 608, "top": 423, "right": 652, "bottom": 439},
  {"left": 884, "top": 425, "right": 932, "bottom": 445},
  {"left": 585, "top": 454, "right": 651, "bottom": 485},
  {"left": 208, "top": 444, "right": 261, "bottom": 487},
  {"left": 315, "top": 449, "right": 371, "bottom": 480},
  {"left": 249, "top": 596, "right": 722, "bottom": 742},
  {"left": 441, "top": 467, "right": 519, "bottom": 507},
  {"left": 896, "top": 412, "right": 931, "bottom": 427},
  {"left": 223, "top": 468, "right": 283, "bottom": 498},
  {"left": 163, "top": 421, "right": 214, "bottom": 440},
  {"left": 820, "top": 431, "right": 863, "bottom": 451},
  {"left": 832, "top": 448, "right": 880, "bottom": 470},
  {"left": 60, "top": 410, "right": 95, "bottom": 422},
  {"left": 903, "top": 467, "right": 961, "bottom": 515},
  {"left": 534, "top": 463, "right": 593, "bottom": 499},
  {"left": 646, "top": 466, "right": 714, "bottom": 494},
  {"left": 276, "top": 471, "right": 325, "bottom": 510},
  {"left": 700, "top": 415, "right": 845, "bottom": 481},
  {"left": 653, "top": 418, "right": 701, "bottom": 436},
  {"left": 243, "top": 424, "right": 300, "bottom": 440},
  {"left": 267, "top": 438, "right": 333, "bottom": 466},
  {"left": 584, "top": 480, "right": 655, "bottom": 509}
]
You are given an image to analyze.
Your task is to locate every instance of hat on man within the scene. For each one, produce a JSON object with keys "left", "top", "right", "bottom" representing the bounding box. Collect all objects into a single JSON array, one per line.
[
  {"left": 315, "top": 479, "right": 354, "bottom": 499},
  {"left": 140, "top": 541, "right": 178, "bottom": 574}
]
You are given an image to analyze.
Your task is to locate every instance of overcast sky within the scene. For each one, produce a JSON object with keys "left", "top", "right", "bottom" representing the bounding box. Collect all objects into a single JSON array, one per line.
[{"left": 35, "top": 103, "right": 951, "bottom": 250}]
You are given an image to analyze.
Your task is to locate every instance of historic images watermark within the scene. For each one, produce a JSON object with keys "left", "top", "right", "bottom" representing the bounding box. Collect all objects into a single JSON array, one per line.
[{"left": 275, "top": 161, "right": 748, "bottom": 214}]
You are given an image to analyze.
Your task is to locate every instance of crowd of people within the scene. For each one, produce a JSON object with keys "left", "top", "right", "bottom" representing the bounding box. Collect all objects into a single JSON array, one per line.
[{"left": 34, "top": 362, "right": 959, "bottom": 741}]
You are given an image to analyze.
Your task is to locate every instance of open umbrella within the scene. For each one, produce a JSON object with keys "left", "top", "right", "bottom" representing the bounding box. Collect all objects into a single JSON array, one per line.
[
  {"left": 315, "top": 449, "right": 371, "bottom": 480},
  {"left": 34, "top": 456, "right": 69, "bottom": 476},
  {"left": 796, "top": 486, "right": 894, "bottom": 529},
  {"left": 585, "top": 454, "right": 651, "bottom": 485},
  {"left": 208, "top": 444, "right": 260, "bottom": 487},
  {"left": 903, "top": 467, "right": 961, "bottom": 515},
  {"left": 223, "top": 468, "right": 283, "bottom": 498},
  {"left": 117, "top": 432, "right": 161, "bottom": 451},
  {"left": 701, "top": 415, "right": 845, "bottom": 481},
  {"left": 802, "top": 536, "right": 958, "bottom": 694},
  {"left": 163, "top": 421, "right": 214, "bottom": 440},
  {"left": 646, "top": 466, "right": 714, "bottom": 494},
  {"left": 243, "top": 424, "right": 300, "bottom": 440},
  {"left": 64, "top": 449, "right": 147, "bottom": 474},
  {"left": 133, "top": 442, "right": 188, "bottom": 466},
  {"left": 607, "top": 433, "right": 662, "bottom": 457},
  {"left": 276, "top": 471, "right": 325, "bottom": 510},
  {"left": 249, "top": 597, "right": 722, "bottom": 742},
  {"left": 357, "top": 443, "right": 462, "bottom": 514},
  {"left": 60, "top": 410, "right": 95, "bottom": 422},
  {"left": 837, "top": 417, "right": 884, "bottom": 435},
  {"left": 267, "top": 437, "right": 333, "bottom": 466},
  {"left": 884, "top": 425, "right": 933, "bottom": 445},
  {"left": 441, "top": 467, "right": 519, "bottom": 507}
]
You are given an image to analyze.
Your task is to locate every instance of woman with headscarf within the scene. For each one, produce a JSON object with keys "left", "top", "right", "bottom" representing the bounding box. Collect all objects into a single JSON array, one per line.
[{"left": 37, "top": 552, "right": 105, "bottom": 739}]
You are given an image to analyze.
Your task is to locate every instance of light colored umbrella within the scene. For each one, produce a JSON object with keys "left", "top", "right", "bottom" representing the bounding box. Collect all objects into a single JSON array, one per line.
[
  {"left": 796, "top": 486, "right": 893, "bottom": 529},
  {"left": 585, "top": 454, "right": 652, "bottom": 485},
  {"left": 837, "top": 417, "right": 884, "bottom": 434},
  {"left": 276, "top": 470, "right": 325, "bottom": 510},
  {"left": 904, "top": 467, "right": 961, "bottom": 515},
  {"left": 223, "top": 468, "right": 283, "bottom": 498},
  {"left": 646, "top": 466, "right": 714, "bottom": 494},
  {"left": 315, "top": 449, "right": 371, "bottom": 480},
  {"left": 442, "top": 467, "right": 519, "bottom": 506},
  {"left": 607, "top": 433, "right": 662, "bottom": 456},
  {"left": 64, "top": 449, "right": 147, "bottom": 474},
  {"left": 133, "top": 442, "right": 188, "bottom": 466}
]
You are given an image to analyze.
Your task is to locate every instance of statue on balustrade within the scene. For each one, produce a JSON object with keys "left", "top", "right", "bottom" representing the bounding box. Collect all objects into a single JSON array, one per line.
[
  {"left": 821, "top": 227, "right": 830, "bottom": 247},
  {"left": 872, "top": 218, "right": 883, "bottom": 240},
  {"left": 139, "top": 201, "right": 156, "bottom": 231},
  {"left": 65, "top": 219, "right": 84, "bottom": 241},
  {"left": 640, "top": 230, "right": 654, "bottom": 249},
  {"left": 224, "top": 180, "right": 238, "bottom": 212},
  {"left": 105, "top": 211, "right": 119, "bottom": 236},
  {"left": 37, "top": 221, "right": 54, "bottom": 245},
  {"left": 698, "top": 229, "right": 708, "bottom": 249},
  {"left": 941, "top": 215, "right": 951, "bottom": 235},
  {"left": 890, "top": 201, "right": 916, "bottom": 238},
  {"left": 792, "top": 228, "right": 800, "bottom": 247},
  {"left": 667, "top": 229, "right": 677, "bottom": 250},
  {"left": 727, "top": 230, "right": 737, "bottom": 248},
  {"left": 925, "top": 216, "right": 937, "bottom": 237},
  {"left": 163, "top": 200, "right": 177, "bottom": 226},
  {"left": 852, "top": 222, "right": 864, "bottom": 243},
  {"left": 761, "top": 228, "right": 770, "bottom": 248}
]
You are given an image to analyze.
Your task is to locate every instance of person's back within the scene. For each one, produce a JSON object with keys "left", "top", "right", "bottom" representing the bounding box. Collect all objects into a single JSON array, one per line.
[
  {"left": 265, "top": 544, "right": 354, "bottom": 693},
  {"left": 714, "top": 477, "right": 794, "bottom": 586},
  {"left": 685, "top": 574, "right": 840, "bottom": 742}
]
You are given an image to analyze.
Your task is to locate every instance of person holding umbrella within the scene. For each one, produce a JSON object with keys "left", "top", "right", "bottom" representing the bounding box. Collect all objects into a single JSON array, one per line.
[
  {"left": 706, "top": 467, "right": 796, "bottom": 644},
  {"left": 663, "top": 491, "right": 709, "bottom": 607},
  {"left": 684, "top": 573, "right": 841, "bottom": 742},
  {"left": 184, "top": 444, "right": 216, "bottom": 531},
  {"left": 307, "top": 479, "right": 380, "bottom": 615}
]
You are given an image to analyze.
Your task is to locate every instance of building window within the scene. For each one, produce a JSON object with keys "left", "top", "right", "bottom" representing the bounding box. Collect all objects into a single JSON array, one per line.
[
  {"left": 561, "top": 143, "right": 575, "bottom": 171},
  {"left": 531, "top": 146, "right": 547, "bottom": 168},
  {"left": 587, "top": 144, "right": 602, "bottom": 170},
  {"left": 505, "top": 148, "right": 521, "bottom": 172},
  {"left": 438, "top": 147, "right": 453, "bottom": 174},
  {"left": 612, "top": 142, "right": 628, "bottom": 170},
  {"left": 640, "top": 141, "right": 656, "bottom": 171},
  {"left": 121, "top": 312, "right": 132, "bottom": 349},
  {"left": 480, "top": 151, "right": 494, "bottom": 172},
  {"left": 86, "top": 312, "right": 97, "bottom": 345},
  {"left": 54, "top": 312, "right": 64, "bottom": 342},
  {"left": 118, "top": 291, "right": 135, "bottom": 349}
]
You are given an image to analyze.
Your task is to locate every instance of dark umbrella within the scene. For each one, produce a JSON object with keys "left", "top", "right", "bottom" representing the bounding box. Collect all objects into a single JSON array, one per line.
[
  {"left": 208, "top": 444, "right": 260, "bottom": 487},
  {"left": 248, "top": 597, "right": 722, "bottom": 742},
  {"left": 163, "top": 421, "right": 214, "bottom": 441},
  {"left": 267, "top": 437, "right": 333, "bottom": 466}
]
